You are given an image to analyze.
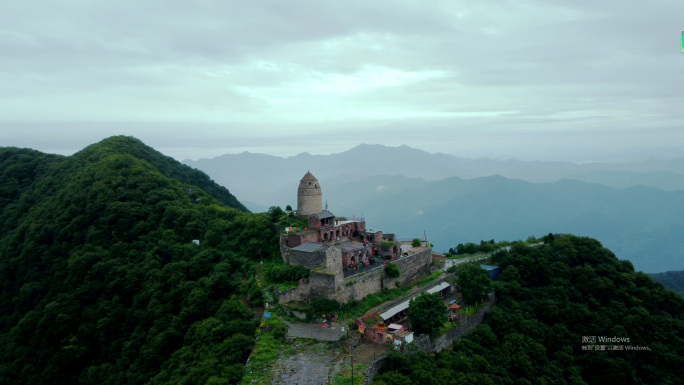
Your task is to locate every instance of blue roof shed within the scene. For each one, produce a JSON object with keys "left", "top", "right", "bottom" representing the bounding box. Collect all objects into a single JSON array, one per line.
[{"left": 480, "top": 264, "right": 500, "bottom": 280}]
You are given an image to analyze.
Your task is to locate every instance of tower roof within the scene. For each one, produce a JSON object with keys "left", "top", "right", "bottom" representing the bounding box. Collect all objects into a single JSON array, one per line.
[{"left": 301, "top": 171, "right": 318, "bottom": 182}]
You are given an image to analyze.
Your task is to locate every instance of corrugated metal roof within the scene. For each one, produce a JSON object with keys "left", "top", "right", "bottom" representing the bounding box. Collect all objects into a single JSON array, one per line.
[
  {"left": 291, "top": 242, "right": 323, "bottom": 252},
  {"left": 480, "top": 264, "right": 499, "bottom": 271},
  {"left": 379, "top": 282, "right": 451, "bottom": 321},
  {"left": 379, "top": 301, "right": 409, "bottom": 321},
  {"left": 426, "top": 282, "right": 451, "bottom": 294}
]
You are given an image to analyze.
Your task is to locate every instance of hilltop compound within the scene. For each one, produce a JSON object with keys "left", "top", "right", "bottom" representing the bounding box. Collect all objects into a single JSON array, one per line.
[{"left": 277, "top": 172, "right": 434, "bottom": 304}]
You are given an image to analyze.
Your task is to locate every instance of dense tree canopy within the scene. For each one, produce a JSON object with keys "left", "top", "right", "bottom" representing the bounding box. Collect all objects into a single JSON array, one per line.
[
  {"left": 375, "top": 235, "right": 684, "bottom": 385},
  {"left": 408, "top": 293, "right": 447, "bottom": 337},
  {"left": 0, "top": 137, "right": 280, "bottom": 385},
  {"left": 456, "top": 263, "right": 492, "bottom": 304}
]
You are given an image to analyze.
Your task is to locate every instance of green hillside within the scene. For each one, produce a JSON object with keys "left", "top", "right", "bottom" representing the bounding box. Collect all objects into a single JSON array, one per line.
[
  {"left": 374, "top": 235, "right": 684, "bottom": 384},
  {"left": 0, "top": 137, "right": 278, "bottom": 385},
  {"left": 650, "top": 271, "right": 684, "bottom": 297}
]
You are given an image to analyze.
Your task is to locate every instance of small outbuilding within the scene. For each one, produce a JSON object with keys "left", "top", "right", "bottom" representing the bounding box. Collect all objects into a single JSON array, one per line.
[
  {"left": 480, "top": 264, "right": 500, "bottom": 280},
  {"left": 448, "top": 303, "right": 463, "bottom": 321}
]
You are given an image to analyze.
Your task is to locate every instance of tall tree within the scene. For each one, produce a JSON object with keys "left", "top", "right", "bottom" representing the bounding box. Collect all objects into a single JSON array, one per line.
[
  {"left": 408, "top": 293, "right": 447, "bottom": 336},
  {"left": 457, "top": 263, "right": 492, "bottom": 303}
]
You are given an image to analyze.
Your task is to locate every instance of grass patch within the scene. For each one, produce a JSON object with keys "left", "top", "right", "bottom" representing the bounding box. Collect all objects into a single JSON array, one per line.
[
  {"left": 462, "top": 301, "right": 489, "bottom": 316},
  {"left": 447, "top": 253, "right": 474, "bottom": 260},
  {"left": 337, "top": 286, "right": 411, "bottom": 319},
  {"left": 332, "top": 363, "right": 366, "bottom": 385},
  {"left": 275, "top": 281, "right": 299, "bottom": 291},
  {"left": 379, "top": 241, "right": 398, "bottom": 247},
  {"left": 240, "top": 316, "right": 287, "bottom": 385},
  {"left": 363, "top": 315, "right": 382, "bottom": 327},
  {"left": 434, "top": 321, "right": 460, "bottom": 339},
  {"left": 411, "top": 270, "right": 442, "bottom": 288}
]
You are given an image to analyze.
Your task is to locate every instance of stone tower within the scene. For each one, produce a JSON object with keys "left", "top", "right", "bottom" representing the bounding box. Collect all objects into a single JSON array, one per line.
[{"left": 297, "top": 171, "right": 322, "bottom": 216}]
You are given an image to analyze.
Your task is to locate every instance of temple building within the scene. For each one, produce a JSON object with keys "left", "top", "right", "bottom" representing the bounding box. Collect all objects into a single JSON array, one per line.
[{"left": 276, "top": 172, "right": 434, "bottom": 304}]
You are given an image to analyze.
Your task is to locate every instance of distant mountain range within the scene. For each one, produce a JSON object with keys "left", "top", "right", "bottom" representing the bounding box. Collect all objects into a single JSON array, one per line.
[
  {"left": 184, "top": 145, "right": 684, "bottom": 273},
  {"left": 567, "top": 170, "right": 684, "bottom": 191},
  {"left": 182, "top": 144, "right": 684, "bottom": 207},
  {"left": 319, "top": 174, "right": 684, "bottom": 274}
]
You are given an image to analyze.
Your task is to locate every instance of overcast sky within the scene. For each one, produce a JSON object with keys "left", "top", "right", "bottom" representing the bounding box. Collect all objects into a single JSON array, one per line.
[{"left": 1, "top": 0, "right": 683, "bottom": 161}]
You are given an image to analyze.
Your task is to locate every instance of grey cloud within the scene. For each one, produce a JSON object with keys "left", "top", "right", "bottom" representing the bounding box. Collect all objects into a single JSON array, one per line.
[{"left": 1, "top": 0, "right": 683, "bottom": 159}]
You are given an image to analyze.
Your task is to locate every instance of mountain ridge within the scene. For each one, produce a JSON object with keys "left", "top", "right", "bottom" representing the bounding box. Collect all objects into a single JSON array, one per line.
[
  {"left": 182, "top": 144, "right": 684, "bottom": 206},
  {"left": 322, "top": 174, "right": 684, "bottom": 273}
]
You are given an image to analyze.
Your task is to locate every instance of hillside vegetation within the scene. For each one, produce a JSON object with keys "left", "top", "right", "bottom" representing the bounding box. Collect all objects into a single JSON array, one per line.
[
  {"left": 0, "top": 137, "right": 279, "bottom": 385},
  {"left": 373, "top": 235, "right": 684, "bottom": 385},
  {"left": 650, "top": 271, "right": 684, "bottom": 297}
]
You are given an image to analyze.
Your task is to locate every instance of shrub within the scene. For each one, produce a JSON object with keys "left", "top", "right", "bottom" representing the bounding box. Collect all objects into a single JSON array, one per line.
[
  {"left": 310, "top": 297, "right": 341, "bottom": 314},
  {"left": 265, "top": 264, "right": 310, "bottom": 283},
  {"left": 385, "top": 263, "right": 401, "bottom": 278},
  {"left": 412, "top": 238, "right": 422, "bottom": 247},
  {"left": 272, "top": 324, "right": 288, "bottom": 341}
]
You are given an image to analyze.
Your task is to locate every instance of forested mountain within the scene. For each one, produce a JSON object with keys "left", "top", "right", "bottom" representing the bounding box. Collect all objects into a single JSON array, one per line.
[
  {"left": 373, "top": 235, "right": 684, "bottom": 385},
  {"left": 0, "top": 136, "right": 279, "bottom": 384},
  {"left": 182, "top": 144, "right": 684, "bottom": 206},
  {"left": 567, "top": 170, "right": 684, "bottom": 191},
  {"left": 322, "top": 175, "right": 684, "bottom": 273},
  {"left": 650, "top": 271, "right": 684, "bottom": 297}
]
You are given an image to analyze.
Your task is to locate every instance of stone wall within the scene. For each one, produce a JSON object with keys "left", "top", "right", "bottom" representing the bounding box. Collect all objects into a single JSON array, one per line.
[
  {"left": 361, "top": 357, "right": 388, "bottom": 385},
  {"left": 285, "top": 249, "right": 327, "bottom": 269},
  {"left": 274, "top": 283, "right": 310, "bottom": 303},
  {"left": 309, "top": 270, "right": 338, "bottom": 298},
  {"left": 340, "top": 267, "right": 385, "bottom": 303},
  {"left": 282, "top": 232, "right": 319, "bottom": 250},
  {"left": 276, "top": 247, "right": 433, "bottom": 304},
  {"left": 337, "top": 248, "right": 433, "bottom": 303},
  {"left": 394, "top": 248, "right": 432, "bottom": 285},
  {"left": 432, "top": 252, "right": 446, "bottom": 265}
]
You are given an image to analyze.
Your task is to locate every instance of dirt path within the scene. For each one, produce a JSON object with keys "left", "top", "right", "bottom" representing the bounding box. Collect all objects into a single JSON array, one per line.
[
  {"left": 270, "top": 346, "right": 338, "bottom": 385},
  {"left": 284, "top": 320, "right": 346, "bottom": 342}
]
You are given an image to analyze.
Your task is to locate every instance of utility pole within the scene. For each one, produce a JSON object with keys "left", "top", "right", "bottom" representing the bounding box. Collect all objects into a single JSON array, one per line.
[
  {"left": 349, "top": 354, "right": 354, "bottom": 385},
  {"left": 345, "top": 328, "right": 354, "bottom": 385}
]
